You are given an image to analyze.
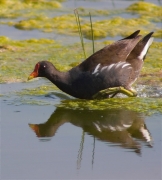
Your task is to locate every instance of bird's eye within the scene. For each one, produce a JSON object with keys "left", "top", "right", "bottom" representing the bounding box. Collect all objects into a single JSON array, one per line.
[{"left": 43, "top": 65, "right": 46, "bottom": 68}]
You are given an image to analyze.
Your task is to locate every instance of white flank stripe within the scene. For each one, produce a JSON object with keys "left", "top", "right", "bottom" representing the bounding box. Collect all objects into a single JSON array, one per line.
[
  {"left": 116, "top": 126, "right": 123, "bottom": 131},
  {"left": 123, "top": 124, "right": 131, "bottom": 128},
  {"left": 100, "top": 66, "right": 108, "bottom": 72},
  {"left": 92, "top": 63, "right": 101, "bottom": 74},
  {"left": 109, "top": 125, "right": 116, "bottom": 131},
  {"left": 93, "top": 123, "right": 102, "bottom": 132},
  {"left": 107, "top": 64, "right": 115, "bottom": 70},
  {"left": 139, "top": 37, "right": 154, "bottom": 60},
  {"left": 102, "top": 125, "right": 108, "bottom": 129},
  {"left": 115, "top": 61, "right": 124, "bottom": 69},
  {"left": 122, "top": 63, "right": 130, "bottom": 69}
]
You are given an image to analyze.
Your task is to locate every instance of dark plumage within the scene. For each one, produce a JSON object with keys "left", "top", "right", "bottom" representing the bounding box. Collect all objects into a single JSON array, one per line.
[{"left": 28, "top": 30, "right": 154, "bottom": 99}]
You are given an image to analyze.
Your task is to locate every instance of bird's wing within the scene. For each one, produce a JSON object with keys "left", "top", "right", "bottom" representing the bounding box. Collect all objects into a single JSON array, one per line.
[{"left": 79, "top": 32, "right": 142, "bottom": 73}]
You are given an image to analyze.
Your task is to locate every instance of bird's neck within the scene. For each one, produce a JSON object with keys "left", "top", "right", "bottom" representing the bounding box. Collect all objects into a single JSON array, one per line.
[{"left": 46, "top": 69, "right": 72, "bottom": 95}]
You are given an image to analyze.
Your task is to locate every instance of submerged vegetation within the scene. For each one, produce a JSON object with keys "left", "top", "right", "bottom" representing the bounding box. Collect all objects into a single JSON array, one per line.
[
  {"left": 0, "top": 0, "right": 162, "bottom": 114},
  {"left": 58, "top": 98, "right": 162, "bottom": 115}
]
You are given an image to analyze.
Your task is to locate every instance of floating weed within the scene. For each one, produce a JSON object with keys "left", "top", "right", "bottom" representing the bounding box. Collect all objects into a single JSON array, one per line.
[
  {"left": 0, "top": 0, "right": 62, "bottom": 19},
  {"left": 23, "top": 0, "right": 62, "bottom": 8},
  {"left": 75, "top": 7, "right": 109, "bottom": 17},
  {"left": 12, "top": 14, "right": 79, "bottom": 35},
  {"left": 17, "top": 84, "right": 58, "bottom": 96},
  {"left": 82, "top": 16, "right": 155, "bottom": 40},
  {"left": 154, "top": 30, "right": 162, "bottom": 38},
  {"left": 0, "top": 0, "right": 62, "bottom": 10},
  {"left": 127, "top": 2, "right": 162, "bottom": 22},
  {"left": 127, "top": 1, "right": 160, "bottom": 11},
  {"left": 58, "top": 97, "right": 162, "bottom": 115},
  {"left": 19, "top": 99, "right": 51, "bottom": 106}
]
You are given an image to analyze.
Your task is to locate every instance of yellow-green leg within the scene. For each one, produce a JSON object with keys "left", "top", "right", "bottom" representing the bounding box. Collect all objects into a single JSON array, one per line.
[{"left": 92, "top": 86, "right": 137, "bottom": 99}]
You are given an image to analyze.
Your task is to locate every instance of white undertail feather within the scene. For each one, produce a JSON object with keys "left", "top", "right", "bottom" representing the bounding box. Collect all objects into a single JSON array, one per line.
[
  {"left": 139, "top": 37, "right": 154, "bottom": 60},
  {"left": 140, "top": 126, "right": 151, "bottom": 142}
]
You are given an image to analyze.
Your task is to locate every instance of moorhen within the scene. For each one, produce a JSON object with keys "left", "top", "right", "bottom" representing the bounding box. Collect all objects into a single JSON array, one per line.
[{"left": 28, "top": 30, "right": 154, "bottom": 99}]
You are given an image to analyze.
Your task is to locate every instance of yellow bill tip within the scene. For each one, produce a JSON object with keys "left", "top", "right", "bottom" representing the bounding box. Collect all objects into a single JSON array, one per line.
[{"left": 28, "top": 75, "right": 34, "bottom": 81}]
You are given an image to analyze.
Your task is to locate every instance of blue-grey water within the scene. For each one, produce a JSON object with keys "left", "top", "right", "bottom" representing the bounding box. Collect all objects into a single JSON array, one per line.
[{"left": 0, "top": 0, "right": 162, "bottom": 179}]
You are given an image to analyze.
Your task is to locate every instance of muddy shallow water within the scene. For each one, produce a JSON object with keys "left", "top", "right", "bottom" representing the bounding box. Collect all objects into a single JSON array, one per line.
[{"left": 0, "top": 0, "right": 162, "bottom": 179}]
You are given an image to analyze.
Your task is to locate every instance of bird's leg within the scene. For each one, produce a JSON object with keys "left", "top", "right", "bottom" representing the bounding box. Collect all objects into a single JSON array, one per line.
[
  {"left": 114, "top": 87, "right": 137, "bottom": 97},
  {"left": 110, "top": 92, "right": 118, "bottom": 98},
  {"left": 92, "top": 87, "right": 120, "bottom": 99},
  {"left": 92, "top": 86, "right": 137, "bottom": 99}
]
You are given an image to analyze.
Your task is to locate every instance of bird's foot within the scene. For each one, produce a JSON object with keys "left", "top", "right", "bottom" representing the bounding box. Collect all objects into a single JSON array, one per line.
[{"left": 92, "top": 86, "right": 137, "bottom": 99}]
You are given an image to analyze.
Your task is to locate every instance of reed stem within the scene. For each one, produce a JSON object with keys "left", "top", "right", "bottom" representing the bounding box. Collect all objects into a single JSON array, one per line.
[
  {"left": 74, "top": 9, "right": 86, "bottom": 59},
  {"left": 89, "top": 12, "right": 95, "bottom": 54}
]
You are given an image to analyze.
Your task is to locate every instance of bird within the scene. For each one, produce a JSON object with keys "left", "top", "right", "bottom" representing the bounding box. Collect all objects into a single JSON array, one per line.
[{"left": 28, "top": 30, "right": 154, "bottom": 99}]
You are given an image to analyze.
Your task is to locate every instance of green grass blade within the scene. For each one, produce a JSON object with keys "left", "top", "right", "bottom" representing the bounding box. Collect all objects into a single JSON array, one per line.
[
  {"left": 89, "top": 12, "right": 95, "bottom": 54},
  {"left": 74, "top": 9, "right": 86, "bottom": 59}
]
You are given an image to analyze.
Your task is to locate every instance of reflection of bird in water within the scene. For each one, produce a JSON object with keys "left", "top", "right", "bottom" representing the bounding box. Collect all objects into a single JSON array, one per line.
[
  {"left": 29, "top": 108, "right": 152, "bottom": 170},
  {"left": 29, "top": 108, "right": 152, "bottom": 151}
]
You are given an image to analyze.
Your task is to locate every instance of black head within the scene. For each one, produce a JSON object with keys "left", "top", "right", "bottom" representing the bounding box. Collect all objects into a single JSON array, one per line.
[{"left": 28, "top": 61, "right": 56, "bottom": 80}]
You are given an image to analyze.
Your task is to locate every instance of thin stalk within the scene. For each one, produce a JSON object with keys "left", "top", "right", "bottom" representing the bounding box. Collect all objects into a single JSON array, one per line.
[
  {"left": 89, "top": 12, "right": 95, "bottom": 54},
  {"left": 92, "top": 136, "right": 95, "bottom": 169},
  {"left": 74, "top": 9, "right": 86, "bottom": 59},
  {"left": 77, "top": 130, "right": 85, "bottom": 170}
]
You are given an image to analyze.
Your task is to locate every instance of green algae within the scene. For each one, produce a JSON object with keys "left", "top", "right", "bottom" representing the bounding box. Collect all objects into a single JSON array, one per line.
[
  {"left": 74, "top": 7, "right": 109, "bottom": 17},
  {"left": 6, "top": 82, "right": 162, "bottom": 115},
  {"left": 127, "top": 2, "right": 162, "bottom": 22},
  {"left": 23, "top": 0, "right": 62, "bottom": 8},
  {"left": 11, "top": 13, "right": 159, "bottom": 39},
  {"left": 154, "top": 30, "right": 162, "bottom": 38},
  {"left": 17, "top": 84, "right": 58, "bottom": 96},
  {"left": 10, "top": 15, "right": 155, "bottom": 39},
  {"left": 127, "top": 1, "right": 160, "bottom": 12},
  {"left": 82, "top": 16, "right": 154, "bottom": 39},
  {"left": 0, "top": 0, "right": 62, "bottom": 9},
  {"left": 13, "top": 14, "right": 80, "bottom": 35},
  {"left": 0, "top": 0, "right": 62, "bottom": 19},
  {"left": 0, "top": 36, "right": 63, "bottom": 83},
  {"left": 57, "top": 97, "right": 162, "bottom": 115},
  {"left": 0, "top": 36, "right": 92, "bottom": 83}
]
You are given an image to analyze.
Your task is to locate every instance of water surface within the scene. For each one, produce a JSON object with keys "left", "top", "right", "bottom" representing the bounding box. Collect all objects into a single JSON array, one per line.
[{"left": 1, "top": 94, "right": 162, "bottom": 179}]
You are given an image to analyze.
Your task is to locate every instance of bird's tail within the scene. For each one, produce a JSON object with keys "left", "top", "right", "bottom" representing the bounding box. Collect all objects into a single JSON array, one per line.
[
  {"left": 119, "top": 30, "right": 140, "bottom": 40},
  {"left": 127, "top": 32, "right": 154, "bottom": 61}
]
